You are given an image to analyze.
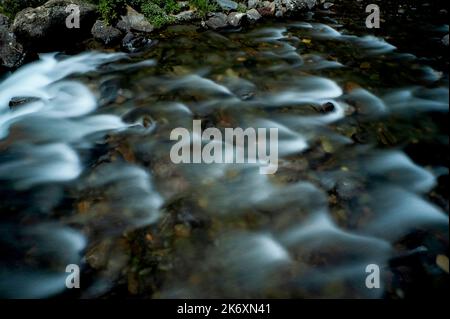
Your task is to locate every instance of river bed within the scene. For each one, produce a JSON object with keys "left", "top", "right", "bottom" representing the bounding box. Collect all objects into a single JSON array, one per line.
[{"left": 0, "top": 4, "right": 448, "bottom": 299}]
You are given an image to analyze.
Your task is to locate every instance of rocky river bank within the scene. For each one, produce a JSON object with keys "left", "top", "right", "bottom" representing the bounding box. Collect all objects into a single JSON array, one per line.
[{"left": 1, "top": 0, "right": 321, "bottom": 70}]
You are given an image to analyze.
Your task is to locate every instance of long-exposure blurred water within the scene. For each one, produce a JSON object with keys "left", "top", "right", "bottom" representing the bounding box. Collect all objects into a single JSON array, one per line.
[{"left": 0, "top": 5, "right": 448, "bottom": 298}]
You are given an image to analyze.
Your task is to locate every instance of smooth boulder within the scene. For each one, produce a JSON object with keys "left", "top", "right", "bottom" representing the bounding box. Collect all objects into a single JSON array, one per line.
[
  {"left": 206, "top": 13, "right": 228, "bottom": 30},
  {"left": 12, "top": 0, "right": 98, "bottom": 50}
]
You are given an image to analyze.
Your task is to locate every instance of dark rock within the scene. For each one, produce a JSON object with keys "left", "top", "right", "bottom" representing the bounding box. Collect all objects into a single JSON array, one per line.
[
  {"left": 206, "top": 13, "right": 228, "bottom": 30},
  {"left": 12, "top": 0, "right": 98, "bottom": 51},
  {"left": 121, "top": 32, "right": 153, "bottom": 53},
  {"left": 0, "top": 13, "right": 10, "bottom": 27},
  {"left": 322, "top": 2, "right": 334, "bottom": 10},
  {"left": 0, "top": 23, "right": 26, "bottom": 69},
  {"left": 215, "top": 0, "right": 238, "bottom": 11},
  {"left": 8, "top": 97, "right": 39, "bottom": 109},
  {"left": 91, "top": 20, "right": 122, "bottom": 45},
  {"left": 227, "top": 12, "right": 246, "bottom": 27},
  {"left": 117, "top": 6, "right": 154, "bottom": 33},
  {"left": 315, "top": 102, "right": 335, "bottom": 113}
]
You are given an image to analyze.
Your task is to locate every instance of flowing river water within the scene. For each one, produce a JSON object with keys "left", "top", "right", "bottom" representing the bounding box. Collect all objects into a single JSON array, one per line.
[{"left": 0, "top": 5, "right": 448, "bottom": 298}]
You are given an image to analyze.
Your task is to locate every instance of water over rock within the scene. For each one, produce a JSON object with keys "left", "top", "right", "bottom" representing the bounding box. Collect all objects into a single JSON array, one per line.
[{"left": 121, "top": 31, "right": 153, "bottom": 53}]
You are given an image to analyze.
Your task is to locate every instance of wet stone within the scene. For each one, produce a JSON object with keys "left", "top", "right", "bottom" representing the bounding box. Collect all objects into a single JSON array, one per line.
[
  {"left": 91, "top": 20, "right": 123, "bottom": 45},
  {"left": 227, "top": 12, "right": 247, "bottom": 27},
  {"left": 173, "top": 10, "right": 199, "bottom": 24},
  {"left": 247, "top": 8, "right": 262, "bottom": 22},
  {"left": 206, "top": 13, "right": 229, "bottom": 30},
  {"left": 442, "top": 34, "right": 449, "bottom": 46},
  {"left": 121, "top": 32, "right": 153, "bottom": 53},
  {"left": 315, "top": 102, "right": 335, "bottom": 113}
]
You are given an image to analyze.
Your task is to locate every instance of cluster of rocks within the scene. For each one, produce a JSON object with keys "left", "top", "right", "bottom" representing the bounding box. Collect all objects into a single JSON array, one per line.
[
  {"left": 204, "top": 0, "right": 318, "bottom": 30},
  {"left": 0, "top": 0, "right": 153, "bottom": 69},
  {"left": 0, "top": 0, "right": 321, "bottom": 70},
  {"left": 92, "top": 6, "right": 155, "bottom": 52},
  {"left": 1, "top": 0, "right": 97, "bottom": 69}
]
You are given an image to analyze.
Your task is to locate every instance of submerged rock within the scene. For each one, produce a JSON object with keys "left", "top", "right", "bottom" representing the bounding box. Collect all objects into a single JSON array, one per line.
[
  {"left": 442, "top": 34, "right": 449, "bottom": 46},
  {"left": 12, "top": 0, "right": 97, "bottom": 51},
  {"left": 91, "top": 20, "right": 122, "bottom": 45},
  {"left": 315, "top": 102, "right": 335, "bottom": 114},
  {"left": 335, "top": 178, "right": 363, "bottom": 201},
  {"left": 121, "top": 32, "right": 153, "bottom": 53}
]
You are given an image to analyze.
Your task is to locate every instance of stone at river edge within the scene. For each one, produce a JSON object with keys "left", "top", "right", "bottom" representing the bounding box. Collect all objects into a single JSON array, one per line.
[
  {"left": 0, "top": 14, "right": 26, "bottom": 69},
  {"left": 228, "top": 12, "right": 247, "bottom": 27},
  {"left": 173, "top": 10, "right": 199, "bottom": 24},
  {"left": 121, "top": 32, "right": 153, "bottom": 53},
  {"left": 12, "top": 0, "right": 97, "bottom": 51},
  {"left": 91, "top": 20, "right": 122, "bottom": 45},
  {"left": 206, "top": 13, "right": 228, "bottom": 30},
  {"left": 116, "top": 6, "right": 154, "bottom": 33},
  {"left": 271, "top": 0, "right": 317, "bottom": 16},
  {"left": 246, "top": 8, "right": 262, "bottom": 23},
  {"left": 258, "top": 1, "right": 276, "bottom": 17}
]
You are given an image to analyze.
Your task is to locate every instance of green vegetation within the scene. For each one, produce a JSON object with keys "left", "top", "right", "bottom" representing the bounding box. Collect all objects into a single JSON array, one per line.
[
  {"left": 140, "top": 2, "right": 174, "bottom": 28},
  {"left": 126, "top": 0, "right": 178, "bottom": 27},
  {"left": 97, "top": 0, "right": 127, "bottom": 24},
  {"left": 237, "top": 3, "right": 247, "bottom": 13},
  {"left": 0, "top": 0, "right": 47, "bottom": 18},
  {"left": 154, "top": 0, "right": 181, "bottom": 14},
  {"left": 188, "top": 0, "right": 217, "bottom": 16}
]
